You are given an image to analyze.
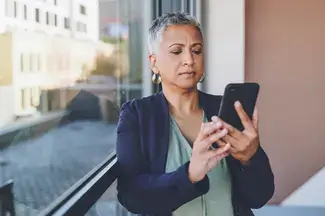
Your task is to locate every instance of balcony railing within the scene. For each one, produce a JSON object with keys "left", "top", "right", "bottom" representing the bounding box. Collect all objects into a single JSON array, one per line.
[{"left": 39, "top": 153, "right": 118, "bottom": 216}]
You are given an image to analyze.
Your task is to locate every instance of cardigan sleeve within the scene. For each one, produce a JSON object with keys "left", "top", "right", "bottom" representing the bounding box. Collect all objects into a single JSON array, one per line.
[
  {"left": 230, "top": 145, "right": 275, "bottom": 209},
  {"left": 116, "top": 101, "right": 210, "bottom": 214}
]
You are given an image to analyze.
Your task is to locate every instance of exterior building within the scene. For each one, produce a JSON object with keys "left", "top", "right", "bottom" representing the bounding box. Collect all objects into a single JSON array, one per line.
[{"left": 0, "top": 0, "right": 113, "bottom": 126}]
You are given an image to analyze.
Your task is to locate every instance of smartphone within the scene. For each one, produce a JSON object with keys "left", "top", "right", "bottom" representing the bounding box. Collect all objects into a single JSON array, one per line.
[{"left": 218, "top": 83, "right": 260, "bottom": 131}]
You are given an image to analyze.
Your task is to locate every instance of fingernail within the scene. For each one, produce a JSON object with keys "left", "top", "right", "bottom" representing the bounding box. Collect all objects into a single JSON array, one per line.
[
  {"left": 211, "top": 116, "right": 218, "bottom": 121},
  {"left": 215, "top": 121, "right": 222, "bottom": 127},
  {"left": 235, "top": 101, "right": 241, "bottom": 107}
]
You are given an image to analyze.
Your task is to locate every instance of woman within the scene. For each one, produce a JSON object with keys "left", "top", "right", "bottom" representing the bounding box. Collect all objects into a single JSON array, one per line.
[{"left": 116, "top": 12, "right": 274, "bottom": 216}]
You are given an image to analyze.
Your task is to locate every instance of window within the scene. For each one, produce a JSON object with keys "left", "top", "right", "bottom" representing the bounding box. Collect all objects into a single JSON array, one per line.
[
  {"left": 13, "top": 1, "right": 17, "bottom": 18},
  {"left": 35, "top": 8, "right": 40, "bottom": 23},
  {"left": 24, "top": 5, "right": 27, "bottom": 20},
  {"left": 29, "top": 54, "right": 33, "bottom": 72},
  {"left": 64, "top": 17, "right": 70, "bottom": 29},
  {"left": 80, "top": 5, "right": 86, "bottom": 15},
  {"left": 46, "top": 12, "right": 50, "bottom": 25},
  {"left": 31, "top": 87, "right": 40, "bottom": 107},
  {"left": 20, "top": 54, "right": 24, "bottom": 72},
  {"left": 47, "top": 54, "right": 51, "bottom": 72},
  {"left": 21, "top": 88, "right": 30, "bottom": 110},
  {"left": 20, "top": 89, "right": 25, "bottom": 110},
  {"left": 0, "top": 0, "right": 146, "bottom": 214},
  {"left": 76, "top": 21, "right": 81, "bottom": 32},
  {"left": 54, "top": 14, "right": 57, "bottom": 26},
  {"left": 37, "top": 54, "right": 41, "bottom": 71},
  {"left": 76, "top": 22, "right": 87, "bottom": 33},
  {"left": 54, "top": 0, "right": 57, "bottom": 6}
]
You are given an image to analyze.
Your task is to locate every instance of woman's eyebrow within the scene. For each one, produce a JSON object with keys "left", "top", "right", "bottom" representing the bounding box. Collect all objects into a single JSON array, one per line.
[
  {"left": 169, "top": 43, "right": 184, "bottom": 48},
  {"left": 168, "top": 42, "right": 203, "bottom": 48}
]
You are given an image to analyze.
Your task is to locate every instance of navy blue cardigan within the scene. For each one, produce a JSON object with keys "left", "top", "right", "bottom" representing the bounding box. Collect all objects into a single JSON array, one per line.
[{"left": 116, "top": 91, "right": 274, "bottom": 216}]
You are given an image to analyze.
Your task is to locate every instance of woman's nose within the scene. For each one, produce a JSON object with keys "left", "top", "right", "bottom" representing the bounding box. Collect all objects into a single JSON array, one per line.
[{"left": 183, "top": 52, "right": 194, "bottom": 66}]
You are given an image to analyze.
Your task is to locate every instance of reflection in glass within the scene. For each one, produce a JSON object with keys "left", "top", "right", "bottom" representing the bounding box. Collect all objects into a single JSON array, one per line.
[
  {"left": 85, "top": 181, "right": 135, "bottom": 216},
  {"left": 0, "top": 0, "right": 145, "bottom": 214}
]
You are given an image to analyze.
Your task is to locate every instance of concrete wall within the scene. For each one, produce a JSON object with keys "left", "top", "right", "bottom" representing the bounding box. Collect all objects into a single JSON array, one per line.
[{"left": 245, "top": 0, "right": 325, "bottom": 204}]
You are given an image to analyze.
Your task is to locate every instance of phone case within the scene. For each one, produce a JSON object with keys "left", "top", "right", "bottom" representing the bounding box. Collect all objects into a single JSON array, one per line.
[{"left": 218, "top": 83, "right": 260, "bottom": 131}]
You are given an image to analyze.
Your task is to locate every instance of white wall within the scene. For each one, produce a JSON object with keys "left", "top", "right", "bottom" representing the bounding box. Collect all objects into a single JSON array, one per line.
[
  {"left": 0, "top": 0, "right": 5, "bottom": 34},
  {"left": 0, "top": 86, "right": 15, "bottom": 127},
  {"left": 281, "top": 166, "right": 325, "bottom": 207},
  {"left": 203, "top": 0, "right": 245, "bottom": 95}
]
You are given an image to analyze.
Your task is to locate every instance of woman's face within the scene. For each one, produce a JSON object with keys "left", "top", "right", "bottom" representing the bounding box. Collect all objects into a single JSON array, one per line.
[{"left": 150, "top": 24, "right": 204, "bottom": 90}]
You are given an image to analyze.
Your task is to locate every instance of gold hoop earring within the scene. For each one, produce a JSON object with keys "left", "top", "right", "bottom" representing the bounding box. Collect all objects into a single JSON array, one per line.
[
  {"left": 199, "top": 73, "right": 206, "bottom": 83},
  {"left": 152, "top": 73, "right": 162, "bottom": 84}
]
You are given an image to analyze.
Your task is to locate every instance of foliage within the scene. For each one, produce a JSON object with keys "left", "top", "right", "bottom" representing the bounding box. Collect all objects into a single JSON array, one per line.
[
  {"left": 101, "top": 36, "right": 125, "bottom": 45},
  {"left": 81, "top": 44, "right": 129, "bottom": 79}
]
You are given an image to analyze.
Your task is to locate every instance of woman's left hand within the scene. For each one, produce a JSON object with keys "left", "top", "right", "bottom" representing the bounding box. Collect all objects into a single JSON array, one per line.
[{"left": 212, "top": 101, "right": 260, "bottom": 165}]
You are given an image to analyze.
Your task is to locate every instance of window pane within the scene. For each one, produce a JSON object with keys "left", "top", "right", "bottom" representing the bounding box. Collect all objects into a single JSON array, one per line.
[
  {"left": 54, "top": 14, "right": 57, "bottom": 26},
  {"left": 13, "top": 1, "right": 17, "bottom": 18},
  {"left": 24, "top": 5, "right": 27, "bottom": 20},
  {"left": 46, "top": 12, "right": 49, "bottom": 25},
  {"left": 0, "top": 0, "right": 146, "bottom": 214},
  {"left": 80, "top": 5, "right": 86, "bottom": 15},
  {"left": 35, "top": 8, "right": 40, "bottom": 22},
  {"left": 85, "top": 180, "right": 135, "bottom": 216},
  {"left": 20, "top": 54, "right": 24, "bottom": 72},
  {"left": 64, "top": 17, "right": 70, "bottom": 29}
]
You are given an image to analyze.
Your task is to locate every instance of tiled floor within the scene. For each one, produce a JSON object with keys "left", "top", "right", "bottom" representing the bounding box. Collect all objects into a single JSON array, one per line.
[{"left": 0, "top": 121, "right": 117, "bottom": 216}]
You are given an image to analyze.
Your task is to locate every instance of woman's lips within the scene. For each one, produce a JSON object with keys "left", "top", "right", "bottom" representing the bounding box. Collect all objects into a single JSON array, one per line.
[{"left": 179, "top": 72, "right": 195, "bottom": 75}]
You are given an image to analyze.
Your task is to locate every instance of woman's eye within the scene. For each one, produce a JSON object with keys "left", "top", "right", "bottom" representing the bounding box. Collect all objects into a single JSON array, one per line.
[
  {"left": 171, "top": 50, "right": 182, "bottom": 55},
  {"left": 192, "top": 50, "right": 202, "bottom": 55}
]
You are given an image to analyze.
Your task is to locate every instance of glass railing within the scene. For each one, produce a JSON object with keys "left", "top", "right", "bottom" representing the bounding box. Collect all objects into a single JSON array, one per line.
[
  {"left": 0, "top": 0, "right": 147, "bottom": 214},
  {"left": 39, "top": 154, "right": 119, "bottom": 216}
]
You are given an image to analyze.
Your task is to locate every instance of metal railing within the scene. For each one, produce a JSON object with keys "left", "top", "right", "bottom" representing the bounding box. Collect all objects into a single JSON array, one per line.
[{"left": 39, "top": 153, "right": 118, "bottom": 216}]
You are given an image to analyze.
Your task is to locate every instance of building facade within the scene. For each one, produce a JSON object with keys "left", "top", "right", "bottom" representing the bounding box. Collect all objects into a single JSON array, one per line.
[{"left": 0, "top": 0, "right": 113, "bottom": 126}]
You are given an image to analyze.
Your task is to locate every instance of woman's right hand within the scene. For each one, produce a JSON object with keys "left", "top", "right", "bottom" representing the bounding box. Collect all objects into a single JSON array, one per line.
[{"left": 188, "top": 120, "right": 230, "bottom": 183}]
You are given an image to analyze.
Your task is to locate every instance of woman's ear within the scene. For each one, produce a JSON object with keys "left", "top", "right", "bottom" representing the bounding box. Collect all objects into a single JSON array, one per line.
[{"left": 149, "top": 54, "right": 157, "bottom": 73}]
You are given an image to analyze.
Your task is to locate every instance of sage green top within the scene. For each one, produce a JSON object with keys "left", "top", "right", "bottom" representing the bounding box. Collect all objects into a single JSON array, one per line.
[{"left": 165, "top": 112, "right": 234, "bottom": 216}]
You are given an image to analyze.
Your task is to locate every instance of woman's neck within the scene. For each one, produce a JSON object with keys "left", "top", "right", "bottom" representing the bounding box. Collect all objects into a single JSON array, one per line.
[{"left": 162, "top": 87, "right": 200, "bottom": 115}]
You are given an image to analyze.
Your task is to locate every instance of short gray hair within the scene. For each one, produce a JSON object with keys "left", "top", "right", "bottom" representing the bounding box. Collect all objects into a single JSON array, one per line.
[{"left": 148, "top": 12, "right": 202, "bottom": 54}]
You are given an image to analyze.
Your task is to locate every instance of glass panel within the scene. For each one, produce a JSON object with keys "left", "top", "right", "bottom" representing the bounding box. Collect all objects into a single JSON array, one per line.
[
  {"left": 0, "top": 0, "right": 146, "bottom": 215},
  {"left": 85, "top": 180, "right": 135, "bottom": 216}
]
